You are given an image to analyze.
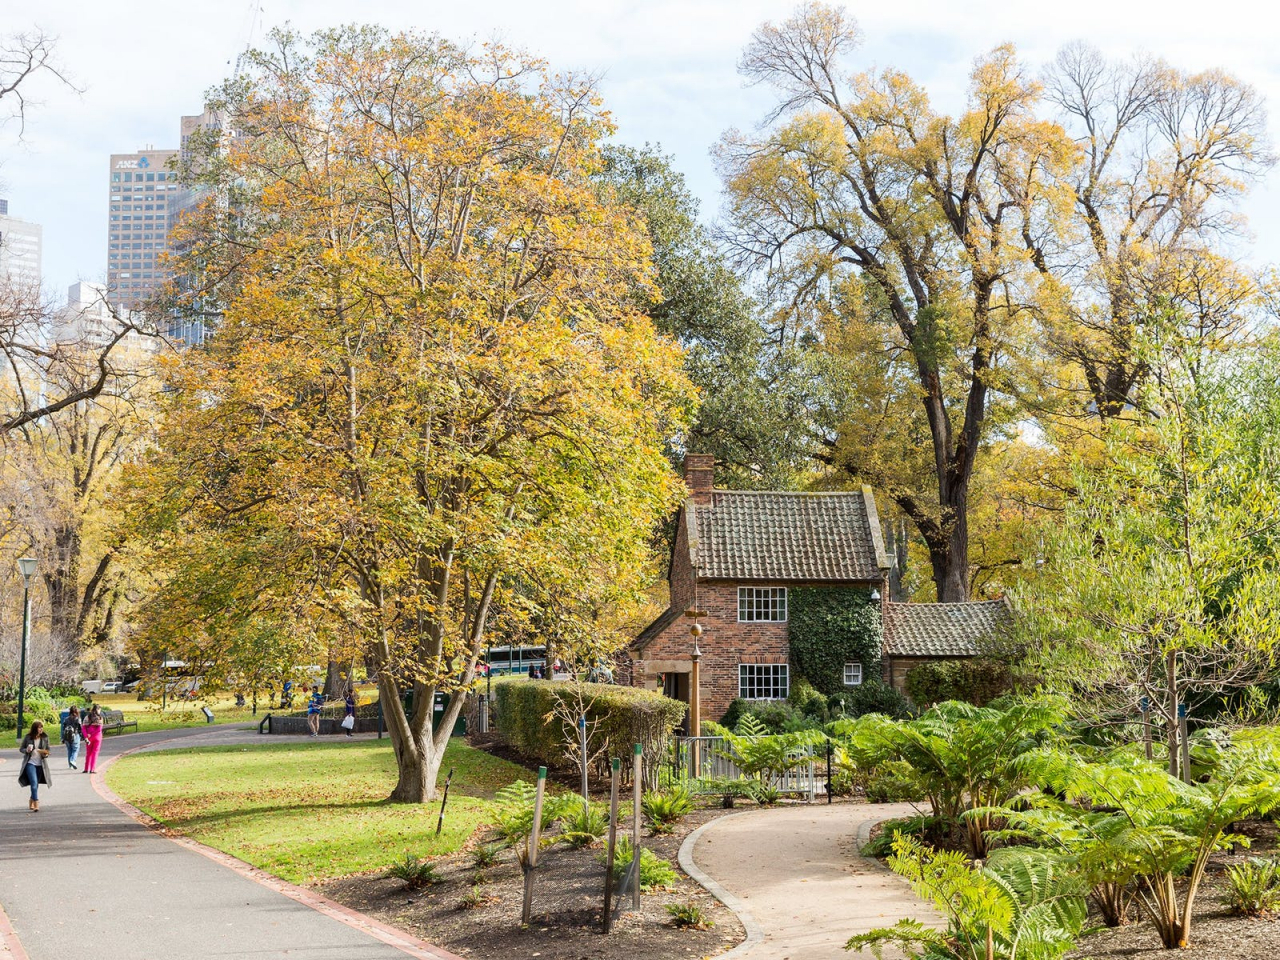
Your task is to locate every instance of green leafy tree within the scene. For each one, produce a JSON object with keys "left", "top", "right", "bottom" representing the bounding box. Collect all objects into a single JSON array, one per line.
[
  {"left": 599, "top": 144, "right": 810, "bottom": 489},
  {"left": 1016, "top": 332, "right": 1280, "bottom": 776}
]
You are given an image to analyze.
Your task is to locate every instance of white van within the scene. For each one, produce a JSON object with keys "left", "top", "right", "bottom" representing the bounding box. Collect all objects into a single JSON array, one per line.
[{"left": 80, "top": 680, "right": 121, "bottom": 694}]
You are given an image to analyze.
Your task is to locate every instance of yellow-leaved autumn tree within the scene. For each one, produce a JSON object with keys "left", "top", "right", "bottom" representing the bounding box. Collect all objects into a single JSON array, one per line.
[{"left": 132, "top": 27, "right": 693, "bottom": 802}]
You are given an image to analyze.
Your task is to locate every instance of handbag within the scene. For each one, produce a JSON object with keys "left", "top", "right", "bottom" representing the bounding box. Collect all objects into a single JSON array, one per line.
[{"left": 340, "top": 714, "right": 355, "bottom": 731}]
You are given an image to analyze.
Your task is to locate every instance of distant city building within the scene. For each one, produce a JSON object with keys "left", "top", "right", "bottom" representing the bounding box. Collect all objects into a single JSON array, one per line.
[
  {"left": 0, "top": 198, "right": 43, "bottom": 287},
  {"left": 106, "top": 149, "right": 179, "bottom": 310},
  {"left": 106, "top": 108, "right": 228, "bottom": 345}
]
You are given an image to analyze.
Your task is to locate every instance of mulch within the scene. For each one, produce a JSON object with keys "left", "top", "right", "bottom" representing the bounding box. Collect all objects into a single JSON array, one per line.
[{"left": 318, "top": 804, "right": 746, "bottom": 960}]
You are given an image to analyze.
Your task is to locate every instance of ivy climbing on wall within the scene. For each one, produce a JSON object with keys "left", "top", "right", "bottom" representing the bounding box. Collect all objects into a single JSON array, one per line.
[{"left": 788, "top": 586, "right": 882, "bottom": 696}]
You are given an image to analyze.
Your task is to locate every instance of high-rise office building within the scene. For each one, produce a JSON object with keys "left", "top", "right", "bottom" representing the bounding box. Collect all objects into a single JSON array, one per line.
[
  {"left": 105, "top": 148, "right": 179, "bottom": 310},
  {"left": 0, "top": 198, "right": 43, "bottom": 287}
]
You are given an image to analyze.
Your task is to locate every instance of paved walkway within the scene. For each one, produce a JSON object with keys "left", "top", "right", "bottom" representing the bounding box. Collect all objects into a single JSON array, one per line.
[
  {"left": 686, "top": 802, "right": 943, "bottom": 960},
  {"left": 1, "top": 724, "right": 453, "bottom": 960}
]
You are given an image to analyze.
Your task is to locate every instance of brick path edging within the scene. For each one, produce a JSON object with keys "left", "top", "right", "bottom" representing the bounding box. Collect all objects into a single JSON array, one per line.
[{"left": 91, "top": 735, "right": 465, "bottom": 960}]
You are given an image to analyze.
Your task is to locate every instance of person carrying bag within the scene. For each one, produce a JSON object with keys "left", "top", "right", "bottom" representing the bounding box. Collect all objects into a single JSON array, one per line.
[{"left": 18, "top": 720, "right": 52, "bottom": 812}]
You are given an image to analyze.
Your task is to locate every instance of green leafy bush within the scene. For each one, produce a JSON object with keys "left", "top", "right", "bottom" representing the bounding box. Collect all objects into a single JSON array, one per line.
[
  {"left": 787, "top": 678, "right": 830, "bottom": 720},
  {"left": 1011, "top": 741, "right": 1280, "bottom": 948},
  {"left": 828, "top": 680, "right": 914, "bottom": 719},
  {"left": 471, "top": 842, "right": 504, "bottom": 868},
  {"left": 787, "top": 586, "right": 881, "bottom": 696},
  {"left": 719, "top": 698, "right": 815, "bottom": 733},
  {"left": 1225, "top": 858, "right": 1280, "bottom": 917},
  {"left": 748, "top": 781, "right": 782, "bottom": 806},
  {"left": 833, "top": 697, "right": 1067, "bottom": 857},
  {"left": 864, "top": 760, "right": 927, "bottom": 804},
  {"left": 492, "top": 780, "right": 579, "bottom": 845},
  {"left": 860, "top": 814, "right": 948, "bottom": 858},
  {"left": 555, "top": 799, "right": 608, "bottom": 849},
  {"left": 642, "top": 784, "right": 693, "bottom": 834},
  {"left": 492, "top": 678, "right": 684, "bottom": 780},
  {"left": 603, "top": 837, "right": 677, "bottom": 891},
  {"left": 905, "top": 658, "right": 1014, "bottom": 707},
  {"left": 666, "top": 901, "right": 713, "bottom": 929},
  {"left": 384, "top": 854, "right": 442, "bottom": 890},
  {"left": 849, "top": 834, "right": 1088, "bottom": 960}
]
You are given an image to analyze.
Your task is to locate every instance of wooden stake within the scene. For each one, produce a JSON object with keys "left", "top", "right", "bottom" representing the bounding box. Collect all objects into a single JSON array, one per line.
[
  {"left": 632, "top": 743, "right": 642, "bottom": 912},
  {"left": 602, "top": 757, "right": 621, "bottom": 933},
  {"left": 435, "top": 767, "right": 454, "bottom": 837},
  {"left": 521, "top": 766, "right": 547, "bottom": 925}
]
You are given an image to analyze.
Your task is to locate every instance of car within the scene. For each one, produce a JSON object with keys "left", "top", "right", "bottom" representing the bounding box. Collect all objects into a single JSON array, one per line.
[{"left": 101, "top": 681, "right": 123, "bottom": 693}]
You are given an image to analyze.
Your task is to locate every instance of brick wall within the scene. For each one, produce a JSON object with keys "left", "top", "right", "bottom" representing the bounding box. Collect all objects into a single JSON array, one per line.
[{"left": 631, "top": 580, "right": 791, "bottom": 724}]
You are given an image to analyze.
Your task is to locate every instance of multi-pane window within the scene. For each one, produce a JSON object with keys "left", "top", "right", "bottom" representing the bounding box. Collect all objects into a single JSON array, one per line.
[
  {"left": 739, "top": 663, "right": 789, "bottom": 700},
  {"left": 843, "top": 662, "right": 863, "bottom": 686},
  {"left": 738, "top": 587, "right": 787, "bottom": 622}
]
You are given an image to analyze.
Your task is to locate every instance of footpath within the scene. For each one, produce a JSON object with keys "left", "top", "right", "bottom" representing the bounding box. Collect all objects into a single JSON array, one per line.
[
  {"left": 0, "top": 723, "right": 456, "bottom": 960},
  {"left": 685, "top": 801, "right": 943, "bottom": 960}
]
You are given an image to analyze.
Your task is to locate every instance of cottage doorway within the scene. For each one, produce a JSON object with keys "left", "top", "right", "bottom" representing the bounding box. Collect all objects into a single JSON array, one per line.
[{"left": 662, "top": 671, "right": 692, "bottom": 735}]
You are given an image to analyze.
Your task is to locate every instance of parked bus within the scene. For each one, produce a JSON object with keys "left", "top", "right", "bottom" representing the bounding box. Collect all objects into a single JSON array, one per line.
[{"left": 481, "top": 645, "right": 547, "bottom": 677}]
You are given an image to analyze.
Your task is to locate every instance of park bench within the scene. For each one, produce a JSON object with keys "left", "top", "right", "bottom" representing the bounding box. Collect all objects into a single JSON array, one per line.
[{"left": 100, "top": 709, "right": 138, "bottom": 736}]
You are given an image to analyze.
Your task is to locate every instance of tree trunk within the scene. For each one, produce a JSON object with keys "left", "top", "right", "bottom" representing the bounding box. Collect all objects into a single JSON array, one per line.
[
  {"left": 45, "top": 522, "right": 82, "bottom": 646},
  {"left": 1166, "top": 650, "right": 1180, "bottom": 779},
  {"left": 920, "top": 496, "right": 970, "bottom": 602},
  {"left": 323, "top": 659, "right": 344, "bottom": 698}
]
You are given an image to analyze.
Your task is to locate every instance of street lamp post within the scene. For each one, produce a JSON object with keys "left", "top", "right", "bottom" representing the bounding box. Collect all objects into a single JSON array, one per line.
[{"left": 16, "top": 557, "right": 37, "bottom": 742}]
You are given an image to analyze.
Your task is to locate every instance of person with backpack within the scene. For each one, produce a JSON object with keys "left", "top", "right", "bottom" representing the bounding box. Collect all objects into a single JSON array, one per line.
[{"left": 61, "top": 705, "right": 83, "bottom": 769}]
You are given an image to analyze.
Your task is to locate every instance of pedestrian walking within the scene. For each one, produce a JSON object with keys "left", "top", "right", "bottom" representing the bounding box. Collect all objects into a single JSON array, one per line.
[
  {"left": 306, "top": 686, "right": 324, "bottom": 737},
  {"left": 342, "top": 690, "right": 356, "bottom": 738},
  {"left": 18, "top": 721, "right": 52, "bottom": 812},
  {"left": 81, "top": 704, "right": 105, "bottom": 774},
  {"left": 61, "top": 705, "right": 83, "bottom": 768}
]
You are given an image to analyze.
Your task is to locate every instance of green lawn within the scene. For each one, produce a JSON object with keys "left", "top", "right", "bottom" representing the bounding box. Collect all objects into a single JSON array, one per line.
[{"left": 107, "top": 738, "right": 533, "bottom": 884}]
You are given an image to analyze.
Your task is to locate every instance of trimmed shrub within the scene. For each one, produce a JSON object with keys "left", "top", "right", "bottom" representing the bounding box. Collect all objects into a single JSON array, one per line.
[
  {"left": 904, "top": 658, "right": 1013, "bottom": 707},
  {"left": 828, "top": 680, "right": 914, "bottom": 719},
  {"left": 787, "top": 678, "right": 830, "bottom": 720},
  {"left": 788, "top": 587, "right": 881, "bottom": 696},
  {"left": 492, "top": 678, "right": 685, "bottom": 782}
]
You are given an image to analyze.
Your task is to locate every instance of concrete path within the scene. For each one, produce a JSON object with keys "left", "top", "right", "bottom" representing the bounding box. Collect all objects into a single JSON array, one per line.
[
  {"left": 686, "top": 802, "right": 943, "bottom": 960},
  {"left": 1, "top": 724, "right": 455, "bottom": 960}
]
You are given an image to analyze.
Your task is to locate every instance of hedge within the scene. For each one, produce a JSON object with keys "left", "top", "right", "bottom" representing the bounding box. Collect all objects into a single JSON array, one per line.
[
  {"left": 905, "top": 658, "right": 1013, "bottom": 707},
  {"left": 492, "top": 678, "right": 686, "bottom": 785}
]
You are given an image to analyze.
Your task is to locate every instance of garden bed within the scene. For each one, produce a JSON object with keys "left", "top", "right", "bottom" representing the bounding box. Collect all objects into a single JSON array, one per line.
[
  {"left": 1072, "top": 819, "right": 1280, "bottom": 959},
  {"left": 318, "top": 805, "right": 745, "bottom": 960}
]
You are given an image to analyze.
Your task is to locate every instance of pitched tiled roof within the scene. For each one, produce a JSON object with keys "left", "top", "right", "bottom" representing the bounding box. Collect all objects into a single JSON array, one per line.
[
  {"left": 883, "top": 600, "right": 1012, "bottom": 657},
  {"left": 690, "top": 488, "right": 888, "bottom": 582}
]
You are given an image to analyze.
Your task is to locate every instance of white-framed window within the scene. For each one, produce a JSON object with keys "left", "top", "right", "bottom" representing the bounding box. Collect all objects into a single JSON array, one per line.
[
  {"left": 843, "top": 662, "right": 863, "bottom": 686},
  {"left": 739, "top": 663, "right": 789, "bottom": 700},
  {"left": 738, "top": 587, "right": 787, "bottom": 622}
]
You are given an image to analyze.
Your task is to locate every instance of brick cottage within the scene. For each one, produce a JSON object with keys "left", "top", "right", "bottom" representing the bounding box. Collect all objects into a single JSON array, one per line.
[{"left": 625, "top": 454, "right": 1010, "bottom": 725}]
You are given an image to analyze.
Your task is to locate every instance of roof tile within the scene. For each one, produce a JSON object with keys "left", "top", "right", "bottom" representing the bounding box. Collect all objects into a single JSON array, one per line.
[
  {"left": 693, "top": 490, "right": 885, "bottom": 582},
  {"left": 883, "top": 600, "right": 1011, "bottom": 657}
]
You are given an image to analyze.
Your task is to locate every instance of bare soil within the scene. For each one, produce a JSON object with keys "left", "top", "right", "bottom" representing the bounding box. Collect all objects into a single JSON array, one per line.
[{"left": 319, "top": 804, "right": 747, "bottom": 960}]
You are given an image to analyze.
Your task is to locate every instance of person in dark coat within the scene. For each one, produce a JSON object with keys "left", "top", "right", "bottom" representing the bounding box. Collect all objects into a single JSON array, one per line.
[
  {"left": 18, "top": 720, "right": 52, "bottom": 812},
  {"left": 61, "top": 705, "right": 83, "bottom": 768}
]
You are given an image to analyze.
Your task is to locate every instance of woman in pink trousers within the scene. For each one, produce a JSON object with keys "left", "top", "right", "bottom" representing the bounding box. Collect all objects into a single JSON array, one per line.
[{"left": 81, "top": 704, "right": 105, "bottom": 774}]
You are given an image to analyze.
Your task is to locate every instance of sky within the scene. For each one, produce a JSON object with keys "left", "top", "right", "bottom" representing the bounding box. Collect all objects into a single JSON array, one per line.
[{"left": 3, "top": 0, "right": 1280, "bottom": 298}]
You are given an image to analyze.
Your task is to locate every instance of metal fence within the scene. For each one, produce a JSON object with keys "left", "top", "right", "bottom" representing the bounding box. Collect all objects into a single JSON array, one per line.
[{"left": 668, "top": 735, "right": 821, "bottom": 800}]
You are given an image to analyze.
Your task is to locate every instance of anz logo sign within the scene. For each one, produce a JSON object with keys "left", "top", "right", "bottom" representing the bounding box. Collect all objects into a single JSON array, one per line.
[{"left": 115, "top": 156, "right": 152, "bottom": 170}]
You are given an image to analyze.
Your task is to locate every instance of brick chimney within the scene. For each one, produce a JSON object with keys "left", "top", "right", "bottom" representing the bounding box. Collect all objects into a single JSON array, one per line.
[{"left": 683, "top": 453, "right": 715, "bottom": 505}]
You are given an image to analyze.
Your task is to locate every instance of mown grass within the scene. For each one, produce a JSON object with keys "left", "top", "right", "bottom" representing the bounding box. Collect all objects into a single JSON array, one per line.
[{"left": 107, "top": 738, "right": 533, "bottom": 884}]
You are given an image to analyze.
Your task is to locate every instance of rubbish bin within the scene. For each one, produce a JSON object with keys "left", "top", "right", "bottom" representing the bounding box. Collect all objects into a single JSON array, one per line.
[{"left": 431, "top": 692, "right": 467, "bottom": 737}]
